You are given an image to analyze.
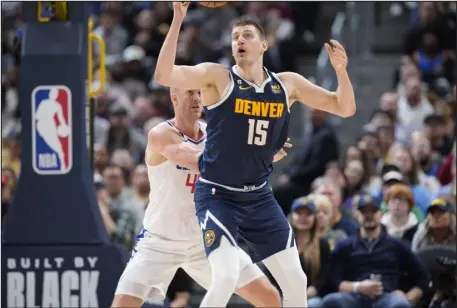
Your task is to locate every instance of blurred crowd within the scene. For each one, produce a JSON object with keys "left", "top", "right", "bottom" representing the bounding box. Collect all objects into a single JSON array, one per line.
[
  {"left": 1, "top": 1, "right": 456, "bottom": 308},
  {"left": 272, "top": 2, "right": 456, "bottom": 308}
]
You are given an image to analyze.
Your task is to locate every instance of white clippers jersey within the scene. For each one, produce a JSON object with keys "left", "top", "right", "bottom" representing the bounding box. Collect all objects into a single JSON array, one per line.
[{"left": 142, "top": 121, "right": 206, "bottom": 240}]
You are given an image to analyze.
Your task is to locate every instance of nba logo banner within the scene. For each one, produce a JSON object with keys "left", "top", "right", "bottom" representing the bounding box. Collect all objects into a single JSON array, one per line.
[{"left": 32, "top": 85, "right": 72, "bottom": 175}]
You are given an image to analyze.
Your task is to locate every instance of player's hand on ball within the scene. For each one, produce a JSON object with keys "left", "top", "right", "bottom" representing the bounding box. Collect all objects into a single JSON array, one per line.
[
  {"left": 173, "top": 2, "right": 190, "bottom": 21},
  {"left": 273, "top": 138, "right": 292, "bottom": 163},
  {"left": 57, "top": 124, "right": 69, "bottom": 137},
  {"left": 325, "top": 39, "right": 348, "bottom": 72}
]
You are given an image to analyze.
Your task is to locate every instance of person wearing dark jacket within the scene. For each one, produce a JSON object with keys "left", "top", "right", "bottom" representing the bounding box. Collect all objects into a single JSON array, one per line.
[
  {"left": 321, "top": 194, "right": 429, "bottom": 308},
  {"left": 274, "top": 108, "right": 339, "bottom": 214}
]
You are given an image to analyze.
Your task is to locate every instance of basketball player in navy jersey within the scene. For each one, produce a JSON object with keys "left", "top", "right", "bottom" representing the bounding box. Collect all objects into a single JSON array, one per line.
[{"left": 155, "top": 3, "right": 356, "bottom": 307}]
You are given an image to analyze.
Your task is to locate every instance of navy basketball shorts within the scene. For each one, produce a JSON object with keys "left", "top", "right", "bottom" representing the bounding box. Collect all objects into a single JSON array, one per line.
[{"left": 194, "top": 180, "right": 295, "bottom": 263}]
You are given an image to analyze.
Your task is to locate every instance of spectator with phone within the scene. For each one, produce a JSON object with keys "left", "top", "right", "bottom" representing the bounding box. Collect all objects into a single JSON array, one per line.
[{"left": 321, "top": 194, "right": 429, "bottom": 308}]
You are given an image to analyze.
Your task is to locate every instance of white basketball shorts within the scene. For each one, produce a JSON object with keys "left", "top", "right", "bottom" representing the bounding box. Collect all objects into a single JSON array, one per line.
[{"left": 114, "top": 231, "right": 264, "bottom": 301}]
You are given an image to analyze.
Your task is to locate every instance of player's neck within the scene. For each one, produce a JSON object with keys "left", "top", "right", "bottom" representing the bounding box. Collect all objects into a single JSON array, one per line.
[
  {"left": 235, "top": 62, "right": 266, "bottom": 86},
  {"left": 173, "top": 118, "right": 200, "bottom": 140}
]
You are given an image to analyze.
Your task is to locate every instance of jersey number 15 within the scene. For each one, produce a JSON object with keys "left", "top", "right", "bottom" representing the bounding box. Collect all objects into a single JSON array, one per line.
[{"left": 247, "top": 119, "right": 269, "bottom": 146}]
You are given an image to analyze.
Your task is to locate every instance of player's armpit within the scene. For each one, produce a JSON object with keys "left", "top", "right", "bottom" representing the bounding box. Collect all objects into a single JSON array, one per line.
[
  {"left": 277, "top": 72, "right": 356, "bottom": 118},
  {"left": 155, "top": 62, "right": 227, "bottom": 90},
  {"left": 147, "top": 127, "right": 200, "bottom": 173}
]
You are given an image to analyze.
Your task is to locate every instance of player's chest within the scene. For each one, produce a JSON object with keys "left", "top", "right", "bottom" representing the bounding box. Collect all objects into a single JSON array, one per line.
[{"left": 230, "top": 81, "right": 286, "bottom": 120}]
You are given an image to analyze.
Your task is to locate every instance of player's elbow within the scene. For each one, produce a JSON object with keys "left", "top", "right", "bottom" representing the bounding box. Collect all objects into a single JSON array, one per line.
[
  {"left": 154, "top": 70, "right": 170, "bottom": 87},
  {"left": 154, "top": 66, "right": 175, "bottom": 87},
  {"left": 339, "top": 105, "right": 356, "bottom": 118}
]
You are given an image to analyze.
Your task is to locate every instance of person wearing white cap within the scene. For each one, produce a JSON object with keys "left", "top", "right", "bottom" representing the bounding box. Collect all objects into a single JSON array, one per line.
[{"left": 379, "top": 165, "right": 425, "bottom": 223}]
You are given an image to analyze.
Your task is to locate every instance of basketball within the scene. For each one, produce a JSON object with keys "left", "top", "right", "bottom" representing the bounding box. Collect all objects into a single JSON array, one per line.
[{"left": 198, "top": 2, "right": 228, "bottom": 8}]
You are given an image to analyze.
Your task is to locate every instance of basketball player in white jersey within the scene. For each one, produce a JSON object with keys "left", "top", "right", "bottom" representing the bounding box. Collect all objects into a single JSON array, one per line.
[
  {"left": 35, "top": 88, "right": 69, "bottom": 171},
  {"left": 112, "top": 88, "right": 289, "bottom": 307}
]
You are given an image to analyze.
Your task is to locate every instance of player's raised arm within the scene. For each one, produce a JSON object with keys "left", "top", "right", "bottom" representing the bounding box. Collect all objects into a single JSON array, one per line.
[
  {"left": 154, "top": 2, "right": 226, "bottom": 90},
  {"left": 278, "top": 40, "right": 356, "bottom": 118},
  {"left": 146, "top": 125, "right": 201, "bottom": 173}
]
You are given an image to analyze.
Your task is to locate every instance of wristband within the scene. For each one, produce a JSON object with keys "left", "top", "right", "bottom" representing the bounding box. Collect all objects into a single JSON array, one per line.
[{"left": 353, "top": 282, "right": 360, "bottom": 293}]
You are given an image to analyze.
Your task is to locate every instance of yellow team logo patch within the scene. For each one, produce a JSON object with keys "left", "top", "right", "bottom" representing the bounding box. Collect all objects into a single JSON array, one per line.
[
  {"left": 271, "top": 84, "right": 281, "bottom": 94},
  {"left": 204, "top": 230, "right": 216, "bottom": 247}
]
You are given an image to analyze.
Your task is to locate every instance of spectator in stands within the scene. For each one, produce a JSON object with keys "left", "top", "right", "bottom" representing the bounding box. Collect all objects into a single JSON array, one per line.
[
  {"left": 379, "top": 92, "right": 410, "bottom": 145},
  {"left": 324, "top": 162, "right": 347, "bottom": 190},
  {"left": 94, "top": 144, "right": 110, "bottom": 179},
  {"left": 313, "top": 179, "right": 358, "bottom": 236},
  {"left": 381, "top": 184, "right": 419, "bottom": 244},
  {"left": 121, "top": 45, "right": 150, "bottom": 100},
  {"left": 343, "top": 160, "right": 365, "bottom": 196},
  {"left": 404, "top": 2, "right": 455, "bottom": 55},
  {"left": 379, "top": 165, "right": 425, "bottom": 223},
  {"left": 411, "top": 27, "right": 455, "bottom": 88},
  {"left": 313, "top": 193, "right": 347, "bottom": 247},
  {"left": 93, "top": 8, "right": 129, "bottom": 66},
  {"left": 392, "top": 146, "right": 437, "bottom": 212},
  {"left": 100, "top": 164, "right": 137, "bottom": 250},
  {"left": 410, "top": 130, "right": 442, "bottom": 177},
  {"left": 290, "top": 196, "right": 331, "bottom": 308},
  {"left": 379, "top": 92, "right": 399, "bottom": 119},
  {"left": 397, "top": 77, "right": 434, "bottom": 138},
  {"left": 411, "top": 198, "right": 456, "bottom": 253},
  {"left": 1, "top": 123, "right": 21, "bottom": 176},
  {"left": 434, "top": 100, "right": 455, "bottom": 138},
  {"left": 363, "top": 109, "right": 394, "bottom": 133},
  {"left": 105, "top": 104, "right": 147, "bottom": 164},
  {"left": 93, "top": 69, "right": 132, "bottom": 111},
  {"left": 377, "top": 125, "right": 397, "bottom": 165},
  {"left": 436, "top": 142, "right": 455, "bottom": 185},
  {"left": 275, "top": 108, "right": 339, "bottom": 214},
  {"left": 396, "top": 60, "right": 422, "bottom": 95},
  {"left": 343, "top": 145, "right": 362, "bottom": 166},
  {"left": 321, "top": 194, "right": 429, "bottom": 308},
  {"left": 423, "top": 114, "right": 454, "bottom": 156},
  {"left": 130, "top": 164, "right": 149, "bottom": 232},
  {"left": 435, "top": 154, "right": 456, "bottom": 201},
  {"left": 131, "top": 95, "right": 156, "bottom": 130},
  {"left": 111, "top": 149, "right": 135, "bottom": 185},
  {"left": 1, "top": 166, "right": 16, "bottom": 223},
  {"left": 357, "top": 132, "right": 382, "bottom": 171},
  {"left": 348, "top": 147, "right": 381, "bottom": 196}
]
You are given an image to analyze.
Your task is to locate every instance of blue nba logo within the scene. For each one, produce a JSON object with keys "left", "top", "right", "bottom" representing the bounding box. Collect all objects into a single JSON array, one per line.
[{"left": 32, "top": 85, "right": 72, "bottom": 175}]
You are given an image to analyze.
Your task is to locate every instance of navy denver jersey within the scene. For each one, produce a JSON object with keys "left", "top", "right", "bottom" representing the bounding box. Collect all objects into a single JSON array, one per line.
[{"left": 199, "top": 66, "right": 290, "bottom": 186}]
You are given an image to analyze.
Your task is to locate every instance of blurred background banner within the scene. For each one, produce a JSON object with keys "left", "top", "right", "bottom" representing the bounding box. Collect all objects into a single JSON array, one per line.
[
  {"left": 2, "top": 3, "right": 128, "bottom": 308},
  {"left": 1, "top": 1, "right": 455, "bottom": 307}
]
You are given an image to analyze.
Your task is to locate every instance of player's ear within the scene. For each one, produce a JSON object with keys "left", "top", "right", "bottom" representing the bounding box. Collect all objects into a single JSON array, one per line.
[
  {"left": 170, "top": 91, "right": 178, "bottom": 106},
  {"left": 262, "top": 39, "right": 268, "bottom": 53}
]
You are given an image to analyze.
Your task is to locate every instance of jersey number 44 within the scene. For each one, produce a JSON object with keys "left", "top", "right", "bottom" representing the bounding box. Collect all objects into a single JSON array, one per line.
[{"left": 186, "top": 174, "right": 200, "bottom": 193}]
